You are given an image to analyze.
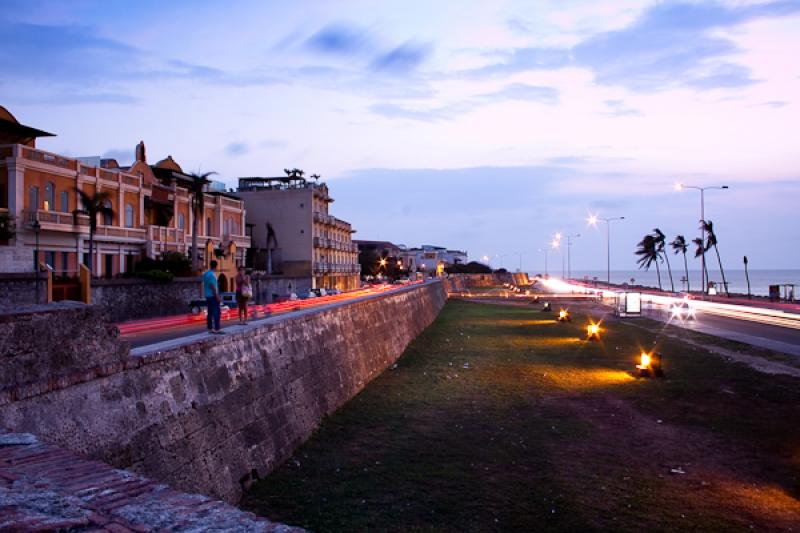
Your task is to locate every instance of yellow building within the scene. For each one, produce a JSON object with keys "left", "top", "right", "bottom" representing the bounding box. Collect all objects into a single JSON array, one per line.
[{"left": 0, "top": 106, "right": 249, "bottom": 288}]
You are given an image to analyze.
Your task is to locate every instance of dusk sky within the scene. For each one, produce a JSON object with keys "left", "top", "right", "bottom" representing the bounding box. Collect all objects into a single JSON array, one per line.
[{"left": 2, "top": 0, "right": 798, "bottom": 272}]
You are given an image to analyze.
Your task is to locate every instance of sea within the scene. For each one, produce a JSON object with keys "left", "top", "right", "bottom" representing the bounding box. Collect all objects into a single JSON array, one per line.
[{"left": 545, "top": 269, "right": 800, "bottom": 297}]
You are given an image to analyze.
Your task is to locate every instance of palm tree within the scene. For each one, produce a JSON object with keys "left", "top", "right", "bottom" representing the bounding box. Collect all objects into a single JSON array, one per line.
[
  {"left": 670, "top": 235, "right": 690, "bottom": 293},
  {"left": 692, "top": 237, "right": 708, "bottom": 290},
  {"left": 635, "top": 234, "right": 662, "bottom": 290},
  {"left": 187, "top": 172, "right": 216, "bottom": 273},
  {"left": 74, "top": 188, "right": 114, "bottom": 276},
  {"left": 652, "top": 228, "right": 674, "bottom": 292},
  {"left": 701, "top": 219, "right": 728, "bottom": 296},
  {"left": 743, "top": 255, "right": 751, "bottom": 299}
]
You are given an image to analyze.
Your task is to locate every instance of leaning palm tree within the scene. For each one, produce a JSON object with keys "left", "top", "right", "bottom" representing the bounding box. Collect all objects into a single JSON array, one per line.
[
  {"left": 692, "top": 237, "right": 709, "bottom": 290},
  {"left": 670, "top": 235, "right": 690, "bottom": 293},
  {"left": 187, "top": 172, "right": 216, "bottom": 273},
  {"left": 635, "top": 234, "right": 662, "bottom": 290},
  {"left": 701, "top": 219, "right": 729, "bottom": 296},
  {"left": 74, "top": 188, "right": 114, "bottom": 276},
  {"left": 652, "top": 228, "right": 674, "bottom": 292}
]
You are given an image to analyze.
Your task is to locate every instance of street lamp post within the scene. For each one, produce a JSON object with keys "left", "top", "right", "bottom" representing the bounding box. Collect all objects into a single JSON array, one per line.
[
  {"left": 539, "top": 248, "right": 549, "bottom": 277},
  {"left": 675, "top": 183, "right": 729, "bottom": 294},
  {"left": 566, "top": 234, "right": 580, "bottom": 281},
  {"left": 588, "top": 215, "right": 625, "bottom": 289},
  {"left": 32, "top": 219, "right": 41, "bottom": 304}
]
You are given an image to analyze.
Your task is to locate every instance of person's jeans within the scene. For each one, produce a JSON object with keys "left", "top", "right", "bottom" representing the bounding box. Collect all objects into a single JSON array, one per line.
[{"left": 206, "top": 297, "right": 221, "bottom": 331}]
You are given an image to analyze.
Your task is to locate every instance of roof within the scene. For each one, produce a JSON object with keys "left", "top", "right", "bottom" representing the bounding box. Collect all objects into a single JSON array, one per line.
[
  {"left": 0, "top": 105, "right": 55, "bottom": 144},
  {"left": 154, "top": 155, "right": 183, "bottom": 173}
]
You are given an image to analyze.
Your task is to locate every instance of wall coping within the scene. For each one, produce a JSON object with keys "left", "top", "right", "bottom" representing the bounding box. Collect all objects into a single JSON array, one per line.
[{"left": 92, "top": 276, "right": 201, "bottom": 287}]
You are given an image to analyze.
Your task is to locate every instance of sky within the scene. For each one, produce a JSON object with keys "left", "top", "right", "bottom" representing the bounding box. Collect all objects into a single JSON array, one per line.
[{"left": 1, "top": 0, "right": 799, "bottom": 273}]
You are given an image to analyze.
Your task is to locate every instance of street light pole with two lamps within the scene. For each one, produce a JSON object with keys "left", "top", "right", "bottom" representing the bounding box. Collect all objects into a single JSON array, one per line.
[
  {"left": 674, "top": 183, "right": 729, "bottom": 294},
  {"left": 588, "top": 214, "right": 625, "bottom": 289}
]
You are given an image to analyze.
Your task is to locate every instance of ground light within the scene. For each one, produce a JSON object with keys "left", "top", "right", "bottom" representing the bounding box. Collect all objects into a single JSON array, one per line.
[
  {"left": 636, "top": 351, "right": 664, "bottom": 377},
  {"left": 557, "top": 309, "right": 570, "bottom": 322},
  {"left": 586, "top": 321, "right": 601, "bottom": 340},
  {"left": 542, "top": 302, "right": 552, "bottom": 312}
]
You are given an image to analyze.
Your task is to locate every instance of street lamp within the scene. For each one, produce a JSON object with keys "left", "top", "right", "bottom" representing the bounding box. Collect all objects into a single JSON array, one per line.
[
  {"left": 32, "top": 219, "right": 41, "bottom": 304},
  {"left": 538, "top": 247, "right": 549, "bottom": 277},
  {"left": 674, "top": 183, "right": 729, "bottom": 294},
  {"left": 587, "top": 214, "right": 625, "bottom": 289},
  {"left": 551, "top": 238, "right": 565, "bottom": 278},
  {"left": 566, "top": 234, "right": 580, "bottom": 281}
]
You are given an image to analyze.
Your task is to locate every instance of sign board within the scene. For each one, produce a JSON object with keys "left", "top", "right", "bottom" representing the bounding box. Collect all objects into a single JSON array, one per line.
[{"left": 614, "top": 291, "right": 641, "bottom": 317}]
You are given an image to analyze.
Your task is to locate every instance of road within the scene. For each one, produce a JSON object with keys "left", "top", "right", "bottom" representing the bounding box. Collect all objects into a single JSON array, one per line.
[{"left": 121, "top": 282, "right": 420, "bottom": 349}]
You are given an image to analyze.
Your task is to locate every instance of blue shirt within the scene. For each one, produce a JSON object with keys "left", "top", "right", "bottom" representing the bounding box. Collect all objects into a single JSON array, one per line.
[{"left": 203, "top": 270, "right": 218, "bottom": 298}]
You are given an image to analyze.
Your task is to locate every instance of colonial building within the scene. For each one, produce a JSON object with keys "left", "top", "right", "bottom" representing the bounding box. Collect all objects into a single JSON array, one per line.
[
  {"left": 399, "top": 244, "right": 468, "bottom": 274},
  {"left": 0, "top": 106, "right": 249, "bottom": 288},
  {"left": 236, "top": 174, "right": 360, "bottom": 291}
]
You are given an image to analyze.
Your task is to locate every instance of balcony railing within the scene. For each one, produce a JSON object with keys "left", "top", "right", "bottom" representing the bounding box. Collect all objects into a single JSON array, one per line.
[
  {"left": 148, "top": 225, "right": 185, "bottom": 244},
  {"left": 223, "top": 233, "right": 251, "bottom": 248},
  {"left": 24, "top": 209, "right": 88, "bottom": 229},
  {"left": 94, "top": 226, "right": 146, "bottom": 240},
  {"left": 20, "top": 147, "right": 76, "bottom": 171}
]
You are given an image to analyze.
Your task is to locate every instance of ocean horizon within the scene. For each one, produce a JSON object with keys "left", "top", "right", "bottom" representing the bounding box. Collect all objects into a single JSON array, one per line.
[{"left": 531, "top": 269, "right": 800, "bottom": 297}]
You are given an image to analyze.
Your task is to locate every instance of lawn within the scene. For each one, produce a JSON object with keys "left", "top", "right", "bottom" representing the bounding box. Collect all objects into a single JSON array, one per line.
[{"left": 241, "top": 299, "right": 800, "bottom": 532}]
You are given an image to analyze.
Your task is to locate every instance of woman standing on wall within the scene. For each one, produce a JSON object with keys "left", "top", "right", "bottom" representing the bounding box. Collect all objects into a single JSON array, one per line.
[{"left": 235, "top": 266, "right": 252, "bottom": 325}]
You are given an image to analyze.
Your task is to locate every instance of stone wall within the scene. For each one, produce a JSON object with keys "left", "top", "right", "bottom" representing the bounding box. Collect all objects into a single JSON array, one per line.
[
  {"left": 0, "top": 302, "right": 128, "bottom": 398},
  {"left": 91, "top": 277, "right": 202, "bottom": 323},
  {"left": 0, "top": 281, "right": 447, "bottom": 504},
  {"left": 0, "top": 272, "right": 39, "bottom": 311}
]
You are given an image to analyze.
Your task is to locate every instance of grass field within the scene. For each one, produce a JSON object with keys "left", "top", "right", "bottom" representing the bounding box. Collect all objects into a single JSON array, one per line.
[{"left": 241, "top": 299, "right": 800, "bottom": 532}]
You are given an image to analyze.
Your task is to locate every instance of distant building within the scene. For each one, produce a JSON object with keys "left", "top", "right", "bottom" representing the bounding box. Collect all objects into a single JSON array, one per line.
[
  {"left": 0, "top": 105, "right": 249, "bottom": 287},
  {"left": 236, "top": 174, "right": 359, "bottom": 291},
  {"left": 399, "top": 245, "right": 468, "bottom": 273}
]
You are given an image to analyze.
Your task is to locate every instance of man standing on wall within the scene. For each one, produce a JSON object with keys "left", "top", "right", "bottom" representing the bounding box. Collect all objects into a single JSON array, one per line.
[{"left": 204, "top": 260, "right": 224, "bottom": 334}]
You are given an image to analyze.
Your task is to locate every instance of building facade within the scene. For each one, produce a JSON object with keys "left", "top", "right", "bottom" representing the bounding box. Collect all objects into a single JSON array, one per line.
[
  {"left": 236, "top": 175, "right": 360, "bottom": 291},
  {"left": 398, "top": 245, "right": 468, "bottom": 274},
  {"left": 0, "top": 106, "right": 249, "bottom": 286}
]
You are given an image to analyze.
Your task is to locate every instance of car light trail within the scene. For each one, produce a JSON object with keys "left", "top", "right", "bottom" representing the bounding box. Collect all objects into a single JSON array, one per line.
[
  {"left": 538, "top": 277, "right": 800, "bottom": 330},
  {"left": 118, "top": 281, "right": 419, "bottom": 337}
]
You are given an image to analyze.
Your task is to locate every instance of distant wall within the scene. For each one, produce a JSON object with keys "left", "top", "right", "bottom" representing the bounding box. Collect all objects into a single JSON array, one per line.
[
  {"left": 250, "top": 274, "right": 312, "bottom": 303},
  {"left": 91, "top": 277, "right": 201, "bottom": 322},
  {"left": 0, "top": 281, "right": 447, "bottom": 504}
]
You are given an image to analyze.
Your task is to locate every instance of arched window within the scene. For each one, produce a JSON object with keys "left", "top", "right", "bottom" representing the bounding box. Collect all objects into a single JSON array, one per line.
[
  {"left": 125, "top": 204, "right": 134, "bottom": 228},
  {"left": 29, "top": 186, "right": 39, "bottom": 210},
  {"left": 206, "top": 217, "right": 212, "bottom": 236},
  {"left": 60, "top": 191, "right": 69, "bottom": 213},
  {"left": 103, "top": 200, "right": 113, "bottom": 225},
  {"left": 44, "top": 182, "right": 55, "bottom": 211},
  {"left": 178, "top": 213, "right": 185, "bottom": 230}
]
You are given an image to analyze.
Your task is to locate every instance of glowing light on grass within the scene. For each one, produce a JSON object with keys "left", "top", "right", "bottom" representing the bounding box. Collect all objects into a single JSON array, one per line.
[
  {"left": 557, "top": 309, "right": 570, "bottom": 321},
  {"left": 586, "top": 321, "right": 601, "bottom": 340}
]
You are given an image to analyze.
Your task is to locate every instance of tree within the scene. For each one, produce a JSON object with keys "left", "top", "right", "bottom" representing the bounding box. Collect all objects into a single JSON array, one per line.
[
  {"left": 692, "top": 237, "right": 708, "bottom": 289},
  {"left": 635, "top": 234, "right": 661, "bottom": 290},
  {"left": 358, "top": 247, "right": 379, "bottom": 277},
  {"left": 652, "top": 228, "right": 674, "bottom": 292},
  {"left": 186, "top": 172, "right": 215, "bottom": 273},
  {"left": 701, "top": 219, "right": 728, "bottom": 296},
  {"left": 670, "top": 235, "right": 690, "bottom": 293},
  {"left": 74, "top": 188, "right": 114, "bottom": 276}
]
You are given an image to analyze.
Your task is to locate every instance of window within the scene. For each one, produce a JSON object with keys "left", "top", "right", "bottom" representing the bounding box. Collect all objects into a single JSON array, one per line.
[
  {"left": 103, "top": 200, "right": 113, "bottom": 225},
  {"left": 125, "top": 204, "right": 134, "bottom": 228},
  {"left": 206, "top": 217, "right": 212, "bottom": 236},
  {"left": 29, "top": 186, "right": 39, "bottom": 210},
  {"left": 61, "top": 252, "right": 69, "bottom": 275},
  {"left": 45, "top": 251, "right": 55, "bottom": 269},
  {"left": 60, "top": 191, "right": 69, "bottom": 213},
  {"left": 44, "top": 182, "right": 55, "bottom": 211},
  {"left": 178, "top": 213, "right": 185, "bottom": 230}
]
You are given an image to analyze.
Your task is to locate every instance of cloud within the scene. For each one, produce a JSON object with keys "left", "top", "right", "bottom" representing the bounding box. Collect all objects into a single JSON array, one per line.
[
  {"left": 602, "top": 99, "right": 642, "bottom": 117},
  {"left": 260, "top": 139, "right": 288, "bottom": 149},
  {"left": 101, "top": 148, "right": 131, "bottom": 163},
  {"left": 306, "top": 23, "right": 372, "bottom": 55},
  {"left": 756, "top": 100, "right": 789, "bottom": 108},
  {"left": 480, "top": 83, "right": 559, "bottom": 105},
  {"left": 225, "top": 142, "right": 249, "bottom": 156},
  {"left": 461, "top": 1, "right": 800, "bottom": 92},
  {"left": 368, "top": 102, "right": 470, "bottom": 122},
  {"left": 371, "top": 42, "right": 432, "bottom": 73}
]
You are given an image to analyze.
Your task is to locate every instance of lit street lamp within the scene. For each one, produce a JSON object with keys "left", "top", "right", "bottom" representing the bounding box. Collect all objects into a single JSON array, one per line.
[
  {"left": 674, "top": 183, "right": 729, "bottom": 294},
  {"left": 539, "top": 247, "right": 549, "bottom": 277},
  {"left": 588, "top": 214, "right": 625, "bottom": 289}
]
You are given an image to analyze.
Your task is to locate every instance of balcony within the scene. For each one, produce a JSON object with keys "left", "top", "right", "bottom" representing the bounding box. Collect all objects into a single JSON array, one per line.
[
  {"left": 148, "top": 225, "right": 185, "bottom": 244},
  {"left": 20, "top": 147, "right": 77, "bottom": 171},
  {"left": 223, "top": 233, "right": 251, "bottom": 248},
  {"left": 24, "top": 209, "right": 88, "bottom": 232}
]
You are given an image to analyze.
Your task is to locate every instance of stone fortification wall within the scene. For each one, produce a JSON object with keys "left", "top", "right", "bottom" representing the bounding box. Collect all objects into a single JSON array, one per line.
[
  {"left": 0, "top": 272, "right": 38, "bottom": 310},
  {"left": 0, "top": 282, "right": 447, "bottom": 504},
  {"left": 91, "top": 277, "right": 201, "bottom": 323},
  {"left": 0, "top": 301, "right": 127, "bottom": 397}
]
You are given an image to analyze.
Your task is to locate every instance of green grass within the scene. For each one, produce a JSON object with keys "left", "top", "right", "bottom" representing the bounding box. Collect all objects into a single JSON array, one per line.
[{"left": 241, "top": 300, "right": 800, "bottom": 532}]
